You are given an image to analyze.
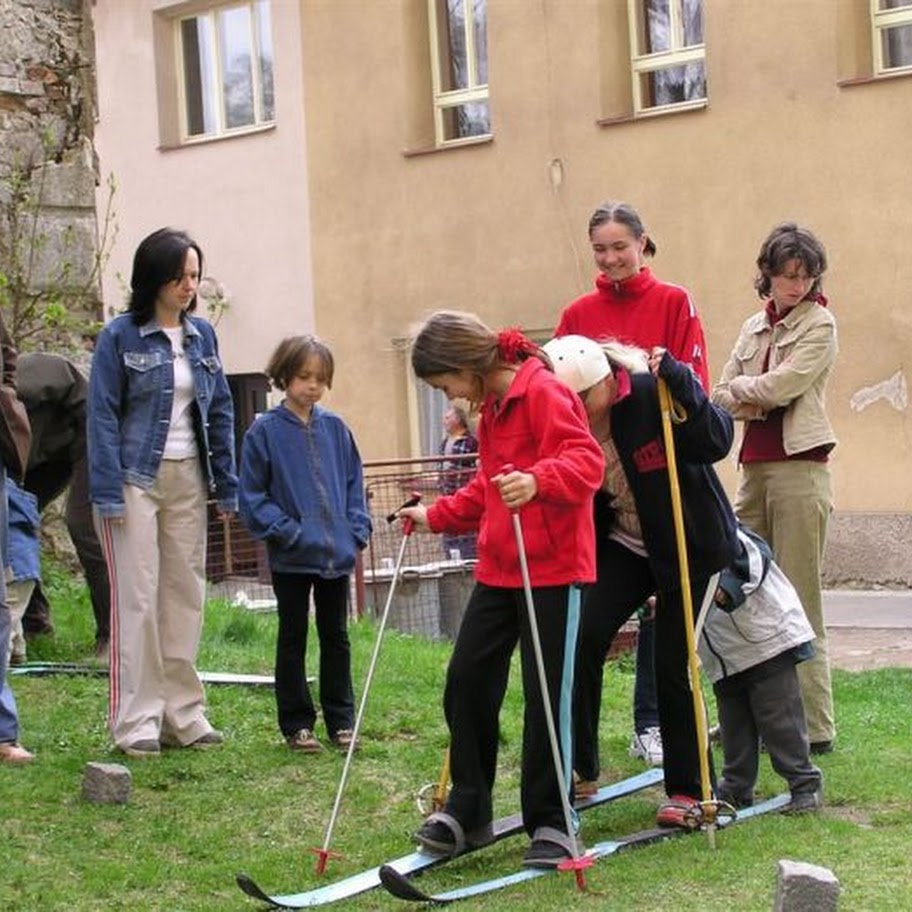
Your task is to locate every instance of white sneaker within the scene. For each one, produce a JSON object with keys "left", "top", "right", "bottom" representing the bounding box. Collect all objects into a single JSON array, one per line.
[{"left": 629, "top": 726, "right": 664, "bottom": 766}]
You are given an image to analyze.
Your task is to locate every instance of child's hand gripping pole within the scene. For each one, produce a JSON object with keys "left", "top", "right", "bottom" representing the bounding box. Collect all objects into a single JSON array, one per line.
[
  {"left": 498, "top": 465, "right": 592, "bottom": 891},
  {"left": 312, "top": 494, "right": 422, "bottom": 874},
  {"left": 656, "top": 379, "right": 718, "bottom": 847}
]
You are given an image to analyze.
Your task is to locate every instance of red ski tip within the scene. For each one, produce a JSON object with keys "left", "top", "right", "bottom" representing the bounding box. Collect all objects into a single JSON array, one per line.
[{"left": 310, "top": 847, "right": 342, "bottom": 875}]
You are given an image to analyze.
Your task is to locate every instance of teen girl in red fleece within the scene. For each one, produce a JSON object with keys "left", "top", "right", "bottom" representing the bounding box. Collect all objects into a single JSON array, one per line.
[
  {"left": 556, "top": 200, "right": 711, "bottom": 771},
  {"left": 556, "top": 200, "right": 709, "bottom": 388},
  {"left": 398, "top": 310, "right": 604, "bottom": 869}
]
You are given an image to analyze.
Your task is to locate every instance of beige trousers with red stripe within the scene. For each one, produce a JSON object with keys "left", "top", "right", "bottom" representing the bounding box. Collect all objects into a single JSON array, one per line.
[{"left": 98, "top": 458, "right": 214, "bottom": 749}]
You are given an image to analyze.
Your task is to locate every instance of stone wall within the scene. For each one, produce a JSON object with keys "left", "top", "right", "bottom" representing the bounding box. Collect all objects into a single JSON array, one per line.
[{"left": 0, "top": 0, "right": 100, "bottom": 343}]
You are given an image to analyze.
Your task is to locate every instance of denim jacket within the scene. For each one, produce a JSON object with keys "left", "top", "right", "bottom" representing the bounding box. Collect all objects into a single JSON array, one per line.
[
  {"left": 88, "top": 312, "right": 238, "bottom": 518},
  {"left": 5, "top": 478, "right": 40, "bottom": 583}
]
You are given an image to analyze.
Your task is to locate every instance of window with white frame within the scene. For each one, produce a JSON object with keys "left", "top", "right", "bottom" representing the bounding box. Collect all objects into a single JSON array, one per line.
[
  {"left": 176, "top": 1, "right": 275, "bottom": 141},
  {"left": 428, "top": 0, "right": 490, "bottom": 145},
  {"left": 628, "top": 0, "right": 706, "bottom": 115},
  {"left": 872, "top": 0, "right": 912, "bottom": 74}
]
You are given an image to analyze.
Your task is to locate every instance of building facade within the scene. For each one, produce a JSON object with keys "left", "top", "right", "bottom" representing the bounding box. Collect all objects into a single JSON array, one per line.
[{"left": 91, "top": 0, "right": 912, "bottom": 585}]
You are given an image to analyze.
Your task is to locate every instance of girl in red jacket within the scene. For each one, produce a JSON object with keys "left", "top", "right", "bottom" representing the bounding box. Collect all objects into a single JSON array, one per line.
[{"left": 398, "top": 310, "right": 604, "bottom": 869}]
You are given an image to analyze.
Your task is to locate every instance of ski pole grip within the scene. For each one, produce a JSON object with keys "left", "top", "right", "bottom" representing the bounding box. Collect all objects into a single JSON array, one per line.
[{"left": 386, "top": 492, "right": 421, "bottom": 524}]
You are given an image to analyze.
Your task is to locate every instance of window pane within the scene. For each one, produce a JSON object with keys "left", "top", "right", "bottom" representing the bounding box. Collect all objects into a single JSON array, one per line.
[
  {"left": 883, "top": 23, "right": 912, "bottom": 68},
  {"left": 219, "top": 6, "right": 255, "bottom": 129},
  {"left": 182, "top": 17, "right": 218, "bottom": 136},
  {"left": 645, "top": 0, "right": 671, "bottom": 54},
  {"left": 682, "top": 0, "right": 703, "bottom": 46},
  {"left": 256, "top": 0, "right": 275, "bottom": 120},
  {"left": 474, "top": 0, "right": 488, "bottom": 84},
  {"left": 441, "top": 101, "right": 490, "bottom": 140},
  {"left": 641, "top": 61, "right": 706, "bottom": 107},
  {"left": 878, "top": 0, "right": 912, "bottom": 10},
  {"left": 439, "top": 0, "right": 468, "bottom": 92}
]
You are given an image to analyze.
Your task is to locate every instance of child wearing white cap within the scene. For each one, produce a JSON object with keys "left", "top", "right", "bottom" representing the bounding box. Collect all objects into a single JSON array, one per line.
[{"left": 543, "top": 334, "right": 737, "bottom": 828}]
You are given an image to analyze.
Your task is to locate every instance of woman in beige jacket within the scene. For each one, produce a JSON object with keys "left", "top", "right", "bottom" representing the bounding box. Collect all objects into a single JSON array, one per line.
[{"left": 712, "top": 223, "right": 837, "bottom": 754}]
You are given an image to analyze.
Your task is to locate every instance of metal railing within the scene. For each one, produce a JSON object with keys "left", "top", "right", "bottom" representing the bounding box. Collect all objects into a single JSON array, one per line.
[{"left": 205, "top": 454, "right": 479, "bottom": 640}]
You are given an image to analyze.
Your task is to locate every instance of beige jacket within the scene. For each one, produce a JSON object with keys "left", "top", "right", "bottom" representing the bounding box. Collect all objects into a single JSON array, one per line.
[{"left": 712, "top": 298, "right": 837, "bottom": 456}]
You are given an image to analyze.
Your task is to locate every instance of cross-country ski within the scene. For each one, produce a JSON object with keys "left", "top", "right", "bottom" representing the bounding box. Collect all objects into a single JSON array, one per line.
[
  {"left": 378, "top": 793, "right": 792, "bottom": 905},
  {"left": 235, "top": 767, "right": 662, "bottom": 908}
]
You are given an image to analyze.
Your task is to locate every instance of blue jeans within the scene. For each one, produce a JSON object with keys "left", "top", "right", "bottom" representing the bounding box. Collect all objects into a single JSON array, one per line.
[
  {"left": 0, "top": 462, "right": 16, "bottom": 745},
  {"left": 1, "top": 595, "right": 20, "bottom": 745}
]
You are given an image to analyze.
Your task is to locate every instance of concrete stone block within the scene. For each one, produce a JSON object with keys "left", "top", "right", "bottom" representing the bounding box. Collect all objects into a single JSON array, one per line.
[
  {"left": 27, "top": 210, "right": 99, "bottom": 290},
  {"left": 773, "top": 859, "right": 840, "bottom": 912},
  {"left": 31, "top": 141, "right": 96, "bottom": 208},
  {"left": 82, "top": 761, "right": 132, "bottom": 804}
]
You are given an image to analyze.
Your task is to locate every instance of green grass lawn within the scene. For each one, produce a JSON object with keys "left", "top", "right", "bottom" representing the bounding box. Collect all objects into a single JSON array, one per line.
[{"left": 3, "top": 564, "right": 910, "bottom": 910}]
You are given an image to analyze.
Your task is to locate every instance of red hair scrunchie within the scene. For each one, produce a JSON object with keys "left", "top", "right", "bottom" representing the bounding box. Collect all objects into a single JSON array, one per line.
[{"left": 497, "top": 327, "right": 536, "bottom": 364}]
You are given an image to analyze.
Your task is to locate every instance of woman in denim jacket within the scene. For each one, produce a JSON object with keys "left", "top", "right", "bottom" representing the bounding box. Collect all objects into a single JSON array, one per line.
[{"left": 88, "top": 228, "right": 237, "bottom": 758}]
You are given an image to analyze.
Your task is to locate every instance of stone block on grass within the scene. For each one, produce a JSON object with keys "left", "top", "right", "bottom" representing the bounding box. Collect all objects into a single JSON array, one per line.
[
  {"left": 82, "top": 761, "right": 132, "bottom": 804},
  {"left": 773, "top": 858, "right": 840, "bottom": 911}
]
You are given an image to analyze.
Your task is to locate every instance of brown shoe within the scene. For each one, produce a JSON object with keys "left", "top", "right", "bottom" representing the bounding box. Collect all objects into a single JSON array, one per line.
[
  {"left": 331, "top": 729, "right": 359, "bottom": 752},
  {"left": 572, "top": 770, "right": 599, "bottom": 798},
  {"left": 286, "top": 728, "right": 323, "bottom": 753},
  {"left": 0, "top": 742, "right": 35, "bottom": 764}
]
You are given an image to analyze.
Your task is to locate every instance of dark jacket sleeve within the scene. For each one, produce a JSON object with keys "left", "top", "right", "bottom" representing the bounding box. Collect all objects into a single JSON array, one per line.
[{"left": 658, "top": 352, "right": 733, "bottom": 464}]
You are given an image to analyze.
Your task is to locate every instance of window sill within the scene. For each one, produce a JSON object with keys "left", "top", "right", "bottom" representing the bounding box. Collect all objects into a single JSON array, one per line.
[
  {"left": 838, "top": 68, "right": 912, "bottom": 88},
  {"left": 158, "top": 122, "right": 276, "bottom": 151},
  {"left": 403, "top": 134, "right": 494, "bottom": 158},
  {"left": 597, "top": 100, "right": 708, "bottom": 128}
]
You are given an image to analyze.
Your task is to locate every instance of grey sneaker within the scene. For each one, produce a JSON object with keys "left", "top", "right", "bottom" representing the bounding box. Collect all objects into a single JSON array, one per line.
[
  {"left": 781, "top": 789, "right": 822, "bottom": 815},
  {"left": 629, "top": 726, "right": 664, "bottom": 766},
  {"left": 121, "top": 739, "right": 161, "bottom": 758},
  {"left": 189, "top": 730, "right": 224, "bottom": 750}
]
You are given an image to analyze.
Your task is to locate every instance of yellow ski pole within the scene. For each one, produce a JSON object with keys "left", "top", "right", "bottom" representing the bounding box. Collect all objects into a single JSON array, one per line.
[{"left": 657, "top": 378, "right": 717, "bottom": 848}]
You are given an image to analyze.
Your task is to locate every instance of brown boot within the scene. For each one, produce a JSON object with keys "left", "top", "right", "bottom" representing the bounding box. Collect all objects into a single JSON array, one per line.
[{"left": 0, "top": 742, "right": 35, "bottom": 764}]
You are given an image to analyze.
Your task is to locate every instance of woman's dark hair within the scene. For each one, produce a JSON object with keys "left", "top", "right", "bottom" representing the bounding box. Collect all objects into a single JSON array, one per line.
[
  {"left": 588, "top": 200, "right": 657, "bottom": 257},
  {"left": 754, "top": 223, "right": 827, "bottom": 299},
  {"left": 128, "top": 228, "right": 203, "bottom": 325},
  {"left": 265, "top": 335, "right": 335, "bottom": 391}
]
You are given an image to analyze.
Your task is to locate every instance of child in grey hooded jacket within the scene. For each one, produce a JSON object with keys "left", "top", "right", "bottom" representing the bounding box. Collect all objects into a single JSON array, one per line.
[{"left": 699, "top": 524, "right": 822, "bottom": 814}]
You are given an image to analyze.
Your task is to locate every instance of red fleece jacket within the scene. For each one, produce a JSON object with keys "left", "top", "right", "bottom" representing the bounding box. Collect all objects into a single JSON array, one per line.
[
  {"left": 427, "top": 359, "right": 604, "bottom": 588},
  {"left": 556, "top": 266, "right": 710, "bottom": 390}
]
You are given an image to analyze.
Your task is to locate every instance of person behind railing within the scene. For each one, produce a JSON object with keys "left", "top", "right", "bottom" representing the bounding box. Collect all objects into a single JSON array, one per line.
[{"left": 437, "top": 404, "right": 478, "bottom": 560}]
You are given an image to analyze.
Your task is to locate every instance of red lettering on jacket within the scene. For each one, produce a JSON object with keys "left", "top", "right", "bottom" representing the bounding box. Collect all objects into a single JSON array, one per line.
[{"left": 632, "top": 438, "right": 667, "bottom": 473}]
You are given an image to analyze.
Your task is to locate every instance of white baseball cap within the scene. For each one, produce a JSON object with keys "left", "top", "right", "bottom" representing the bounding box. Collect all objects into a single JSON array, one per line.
[{"left": 543, "top": 335, "right": 611, "bottom": 394}]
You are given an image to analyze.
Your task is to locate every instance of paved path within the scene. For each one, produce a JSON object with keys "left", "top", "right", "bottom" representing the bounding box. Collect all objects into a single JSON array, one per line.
[{"left": 824, "top": 589, "right": 912, "bottom": 671}]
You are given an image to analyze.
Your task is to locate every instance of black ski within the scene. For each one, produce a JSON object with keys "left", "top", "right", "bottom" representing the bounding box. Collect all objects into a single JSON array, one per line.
[{"left": 379, "top": 792, "right": 790, "bottom": 904}]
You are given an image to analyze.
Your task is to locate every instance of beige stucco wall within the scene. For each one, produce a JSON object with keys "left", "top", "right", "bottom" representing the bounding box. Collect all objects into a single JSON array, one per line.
[
  {"left": 297, "top": 0, "right": 912, "bottom": 506},
  {"left": 92, "top": 0, "right": 315, "bottom": 374},
  {"left": 91, "top": 0, "right": 912, "bottom": 582}
]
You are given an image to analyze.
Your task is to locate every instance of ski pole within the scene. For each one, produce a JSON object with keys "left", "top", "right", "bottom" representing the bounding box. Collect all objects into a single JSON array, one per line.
[
  {"left": 312, "top": 493, "right": 421, "bottom": 874},
  {"left": 500, "top": 465, "right": 591, "bottom": 891},
  {"left": 656, "top": 378, "right": 718, "bottom": 848}
]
